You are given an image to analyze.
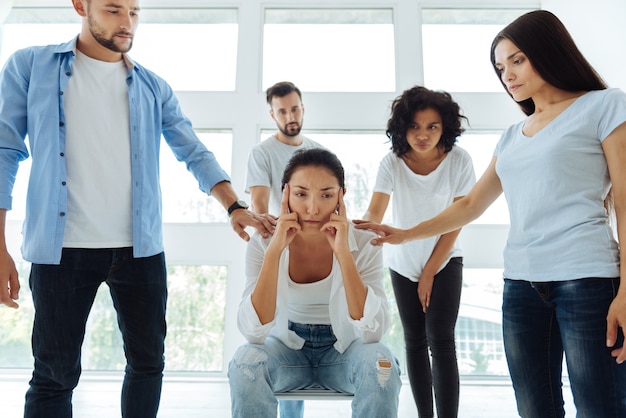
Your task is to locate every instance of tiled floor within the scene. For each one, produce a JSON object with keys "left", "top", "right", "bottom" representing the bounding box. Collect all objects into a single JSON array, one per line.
[{"left": 1, "top": 369, "right": 575, "bottom": 417}]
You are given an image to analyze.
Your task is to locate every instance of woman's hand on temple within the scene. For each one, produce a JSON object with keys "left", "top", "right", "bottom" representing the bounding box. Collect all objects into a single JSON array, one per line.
[
  {"left": 322, "top": 188, "right": 350, "bottom": 253},
  {"left": 268, "top": 185, "right": 301, "bottom": 252}
]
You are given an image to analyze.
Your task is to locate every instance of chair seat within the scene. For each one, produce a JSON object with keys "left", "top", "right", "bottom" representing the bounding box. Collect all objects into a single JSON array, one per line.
[{"left": 274, "top": 385, "right": 354, "bottom": 400}]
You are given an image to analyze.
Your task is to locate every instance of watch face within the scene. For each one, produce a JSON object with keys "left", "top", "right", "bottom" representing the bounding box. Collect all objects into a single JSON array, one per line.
[{"left": 228, "top": 200, "right": 249, "bottom": 215}]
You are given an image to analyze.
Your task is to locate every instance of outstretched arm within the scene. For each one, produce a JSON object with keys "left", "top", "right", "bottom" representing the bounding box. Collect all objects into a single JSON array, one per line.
[{"left": 354, "top": 157, "right": 503, "bottom": 245}]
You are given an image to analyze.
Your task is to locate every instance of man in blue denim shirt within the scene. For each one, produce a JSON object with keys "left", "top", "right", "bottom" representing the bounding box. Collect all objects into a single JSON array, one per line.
[{"left": 0, "top": 1, "right": 272, "bottom": 416}]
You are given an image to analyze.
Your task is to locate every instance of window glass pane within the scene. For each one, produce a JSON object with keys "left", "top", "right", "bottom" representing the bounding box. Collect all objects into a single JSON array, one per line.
[
  {"left": 457, "top": 132, "right": 509, "bottom": 224},
  {"left": 259, "top": 130, "right": 393, "bottom": 221},
  {"left": 0, "top": 263, "right": 227, "bottom": 372},
  {"left": 421, "top": 9, "right": 534, "bottom": 92},
  {"left": 263, "top": 9, "right": 395, "bottom": 92},
  {"left": 0, "top": 8, "right": 237, "bottom": 91},
  {"left": 0, "top": 262, "right": 34, "bottom": 368},
  {"left": 130, "top": 9, "right": 238, "bottom": 91},
  {"left": 458, "top": 268, "right": 506, "bottom": 375},
  {"left": 161, "top": 131, "right": 232, "bottom": 223},
  {"left": 0, "top": 8, "right": 79, "bottom": 67},
  {"left": 6, "top": 152, "right": 30, "bottom": 221}
]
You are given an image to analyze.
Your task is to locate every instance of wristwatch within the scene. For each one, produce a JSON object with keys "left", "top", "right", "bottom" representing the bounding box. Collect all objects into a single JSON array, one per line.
[{"left": 227, "top": 200, "right": 249, "bottom": 216}]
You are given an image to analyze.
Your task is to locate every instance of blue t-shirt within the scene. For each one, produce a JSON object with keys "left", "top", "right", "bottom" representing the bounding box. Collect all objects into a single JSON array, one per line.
[{"left": 494, "top": 88, "right": 626, "bottom": 281}]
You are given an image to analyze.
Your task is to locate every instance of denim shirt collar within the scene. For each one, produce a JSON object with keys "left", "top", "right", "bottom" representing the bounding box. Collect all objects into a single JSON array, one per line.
[{"left": 53, "top": 35, "right": 137, "bottom": 75}]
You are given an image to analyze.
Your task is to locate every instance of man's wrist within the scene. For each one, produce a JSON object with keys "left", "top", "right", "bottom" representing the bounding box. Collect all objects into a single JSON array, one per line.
[{"left": 227, "top": 200, "right": 249, "bottom": 216}]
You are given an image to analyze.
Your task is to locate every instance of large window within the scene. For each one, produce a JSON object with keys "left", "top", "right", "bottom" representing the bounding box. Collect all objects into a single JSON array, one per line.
[
  {"left": 161, "top": 131, "right": 232, "bottom": 223},
  {"left": 0, "top": 1, "right": 535, "bottom": 379},
  {"left": 421, "top": 9, "right": 533, "bottom": 92},
  {"left": 262, "top": 8, "right": 395, "bottom": 92},
  {"left": 0, "top": 7, "right": 238, "bottom": 91}
]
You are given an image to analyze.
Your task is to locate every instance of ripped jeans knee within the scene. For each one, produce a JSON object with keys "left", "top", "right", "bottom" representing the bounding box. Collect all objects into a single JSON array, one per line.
[
  {"left": 376, "top": 353, "right": 394, "bottom": 387},
  {"left": 229, "top": 344, "right": 270, "bottom": 383}
]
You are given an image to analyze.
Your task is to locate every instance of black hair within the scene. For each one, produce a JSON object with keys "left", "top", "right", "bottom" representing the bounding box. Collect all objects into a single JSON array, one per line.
[
  {"left": 266, "top": 81, "right": 303, "bottom": 105},
  {"left": 386, "top": 85, "right": 466, "bottom": 156},
  {"left": 281, "top": 148, "right": 345, "bottom": 192},
  {"left": 490, "top": 10, "right": 606, "bottom": 116}
]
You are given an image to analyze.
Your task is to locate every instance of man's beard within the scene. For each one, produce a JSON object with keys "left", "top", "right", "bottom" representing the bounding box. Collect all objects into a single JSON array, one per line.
[
  {"left": 278, "top": 122, "right": 302, "bottom": 137},
  {"left": 88, "top": 15, "right": 133, "bottom": 53}
]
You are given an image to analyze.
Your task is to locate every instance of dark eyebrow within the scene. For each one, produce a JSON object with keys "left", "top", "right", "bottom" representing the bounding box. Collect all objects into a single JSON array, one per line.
[
  {"left": 507, "top": 50, "right": 523, "bottom": 60},
  {"left": 494, "top": 50, "right": 524, "bottom": 65},
  {"left": 292, "top": 185, "right": 338, "bottom": 192},
  {"left": 104, "top": 3, "right": 141, "bottom": 11}
]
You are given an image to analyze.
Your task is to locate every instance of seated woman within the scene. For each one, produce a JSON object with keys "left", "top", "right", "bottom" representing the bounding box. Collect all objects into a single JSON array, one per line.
[{"left": 228, "top": 148, "right": 401, "bottom": 418}]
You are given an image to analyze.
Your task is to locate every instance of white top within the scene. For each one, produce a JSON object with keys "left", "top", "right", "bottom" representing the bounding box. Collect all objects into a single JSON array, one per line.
[
  {"left": 373, "top": 146, "right": 475, "bottom": 280},
  {"left": 237, "top": 223, "right": 390, "bottom": 354},
  {"left": 245, "top": 135, "right": 324, "bottom": 215},
  {"left": 494, "top": 88, "right": 626, "bottom": 281},
  {"left": 288, "top": 276, "right": 332, "bottom": 325},
  {"left": 62, "top": 50, "right": 132, "bottom": 248}
]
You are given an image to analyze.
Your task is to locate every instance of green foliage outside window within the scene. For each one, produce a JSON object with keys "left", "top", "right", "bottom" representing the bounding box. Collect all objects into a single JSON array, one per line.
[{"left": 0, "top": 264, "right": 227, "bottom": 372}]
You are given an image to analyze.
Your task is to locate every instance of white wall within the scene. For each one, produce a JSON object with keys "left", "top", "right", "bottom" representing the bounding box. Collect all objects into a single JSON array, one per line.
[{"left": 543, "top": 0, "right": 626, "bottom": 90}]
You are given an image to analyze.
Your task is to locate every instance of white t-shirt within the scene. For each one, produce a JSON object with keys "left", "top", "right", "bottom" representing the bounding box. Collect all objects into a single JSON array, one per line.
[
  {"left": 245, "top": 135, "right": 323, "bottom": 215},
  {"left": 494, "top": 88, "right": 626, "bottom": 282},
  {"left": 373, "top": 146, "right": 475, "bottom": 280},
  {"left": 288, "top": 276, "right": 332, "bottom": 325},
  {"left": 62, "top": 50, "right": 132, "bottom": 248}
]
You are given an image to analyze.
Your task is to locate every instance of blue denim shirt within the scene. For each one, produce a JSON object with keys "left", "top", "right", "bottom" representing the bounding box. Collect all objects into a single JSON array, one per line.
[{"left": 0, "top": 37, "right": 230, "bottom": 264}]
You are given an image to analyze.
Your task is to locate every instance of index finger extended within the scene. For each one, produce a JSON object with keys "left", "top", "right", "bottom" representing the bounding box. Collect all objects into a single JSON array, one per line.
[
  {"left": 337, "top": 187, "right": 347, "bottom": 218},
  {"left": 280, "top": 184, "right": 290, "bottom": 216}
]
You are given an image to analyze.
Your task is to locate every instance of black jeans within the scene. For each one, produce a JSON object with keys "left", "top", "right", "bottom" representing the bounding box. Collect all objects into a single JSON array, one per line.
[
  {"left": 25, "top": 248, "right": 167, "bottom": 418},
  {"left": 390, "top": 257, "right": 463, "bottom": 418}
]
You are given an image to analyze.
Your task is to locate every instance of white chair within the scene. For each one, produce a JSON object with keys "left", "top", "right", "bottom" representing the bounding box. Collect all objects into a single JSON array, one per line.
[{"left": 274, "top": 385, "right": 354, "bottom": 401}]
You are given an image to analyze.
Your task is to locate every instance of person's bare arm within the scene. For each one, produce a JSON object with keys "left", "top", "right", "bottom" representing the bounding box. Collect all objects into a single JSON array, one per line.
[
  {"left": 0, "top": 209, "right": 19, "bottom": 308},
  {"left": 603, "top": 122, "right": 626, "bottom": 363},
  {"left": 249, "top": 185, "right": 278, "bottom": 229},
  {"left": 250, "top": 186, "right": 270, "bottom": 215},
  {"left": 354, "top": 157, "right": 503, "bottom": 245}
]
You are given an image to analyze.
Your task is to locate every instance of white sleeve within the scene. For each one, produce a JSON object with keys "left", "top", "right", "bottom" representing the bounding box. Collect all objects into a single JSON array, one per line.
[
  {"left": 236, "top": 233, "right": 276, "bottom": 343},
  {"left": 372, "top": 153, "right": 394, "bottom": 195},
  {"left": 245, "top": 146, "right": 272, "bottom": 193}
]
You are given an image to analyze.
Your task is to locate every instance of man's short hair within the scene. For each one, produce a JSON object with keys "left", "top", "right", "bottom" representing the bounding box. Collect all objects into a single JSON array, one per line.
[{"left": 266, "top": 81, "right": 302, "bottom": 105}]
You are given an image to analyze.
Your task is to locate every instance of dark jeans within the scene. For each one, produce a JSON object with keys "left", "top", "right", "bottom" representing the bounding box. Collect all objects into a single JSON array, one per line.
[
  {"left": 503, "top": 278, "right": 626, "bottom": 418},
  {"left": 390, "top": 257, "right": 463, "bottom": 418},
  {"left": 24, "top": 248, "right": 167, "bottom": 418}
]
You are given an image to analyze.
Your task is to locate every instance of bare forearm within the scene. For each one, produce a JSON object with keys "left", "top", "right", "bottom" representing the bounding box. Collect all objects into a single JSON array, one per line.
[
  {"left": 250, "top": 248, "right": 282, "bottom": 324},
  {"left": 209, "top": 180, "right": 239, "bottom": 210},
  {"left": 422, "top": 228, "right": 462, "bottom": 276},
  {"left": 336, "top": 251, "right": 367, "bottom": 320}
]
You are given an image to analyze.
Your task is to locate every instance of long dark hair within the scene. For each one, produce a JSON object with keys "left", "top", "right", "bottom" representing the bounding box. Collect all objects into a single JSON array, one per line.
[
  {"left": 490, "top": 10, "right": 606, "bottom": 116},
  {"left": 386, "top": 86, "right": 466, "bottom": 157},
  {"left": 281, "top": 148, "right": 345, "bottom": 192}
]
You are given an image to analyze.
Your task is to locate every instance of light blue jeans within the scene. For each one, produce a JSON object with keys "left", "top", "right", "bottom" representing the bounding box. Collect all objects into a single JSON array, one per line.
[
  {"left": 503, "top": 278, "right": 626, "bottom": 418},
  {"left": 228, "top": 322, "right": 401, "bottom": 418}
]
